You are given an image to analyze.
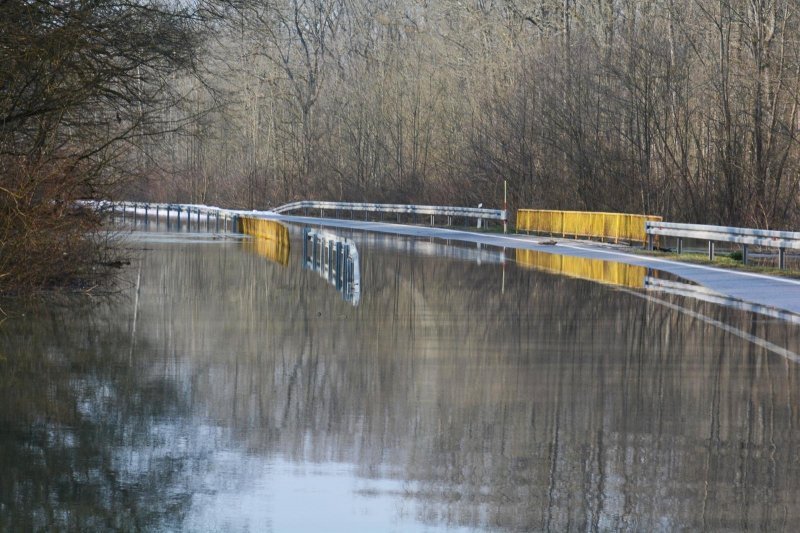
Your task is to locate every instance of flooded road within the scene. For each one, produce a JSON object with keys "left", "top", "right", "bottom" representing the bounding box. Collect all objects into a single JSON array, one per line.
[{"left": 2, "top": 226, "right": 800, "bottom": 531}]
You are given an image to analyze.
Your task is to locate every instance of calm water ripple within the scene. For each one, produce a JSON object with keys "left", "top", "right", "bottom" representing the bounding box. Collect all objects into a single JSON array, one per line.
[{"left": 1, "top": 226, "right": 800, "bottom": 531}]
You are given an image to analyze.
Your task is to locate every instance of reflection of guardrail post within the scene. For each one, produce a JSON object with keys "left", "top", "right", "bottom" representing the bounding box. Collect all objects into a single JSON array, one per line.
[
  {"left": 335, "top": 242, "right": 342, "bottom": 289},
  {"left": 302, "top": 227, "right": 309, "bottom": 264}
]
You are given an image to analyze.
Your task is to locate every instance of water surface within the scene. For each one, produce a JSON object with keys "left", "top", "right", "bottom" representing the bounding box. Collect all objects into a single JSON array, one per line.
[{"left": 2, "top": 227, "right": 800, "bottom": 531}]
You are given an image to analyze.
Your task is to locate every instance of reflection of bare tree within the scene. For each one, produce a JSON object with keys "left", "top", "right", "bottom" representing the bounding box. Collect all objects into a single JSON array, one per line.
[
  {"left": 3, "top": 236, "right": 800, "bottom": 530},
  {"left": 130, "top": 237, "right": 800, "bottom": 530},
  {"left": 0, "top": 299, "right": 199, "bottom": 531}
]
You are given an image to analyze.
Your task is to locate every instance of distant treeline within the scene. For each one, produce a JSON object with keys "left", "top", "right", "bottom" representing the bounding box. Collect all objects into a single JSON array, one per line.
[
  {"left": 151, "top": 0, "right": 800, "bottom": 230},
  {"left": 3, "top": 0, "right": 800, "bottom": 290}
]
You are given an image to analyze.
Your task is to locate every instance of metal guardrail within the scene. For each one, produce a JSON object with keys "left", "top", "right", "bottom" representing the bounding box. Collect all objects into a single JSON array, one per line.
[
  {"left": 84, "top": 200, "right": 241, "bottom": 232},
  {"left": 646, "top": 221, "right": 800, "bottom": 269},
  {"left": 274, "top": 200, "right": 507, "bottom": 230}
]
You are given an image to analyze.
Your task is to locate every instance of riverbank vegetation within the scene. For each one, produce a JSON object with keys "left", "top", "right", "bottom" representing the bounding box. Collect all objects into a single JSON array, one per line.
[
  {"left": 3, "top": 0, "right": 800, "bottom": 292},
  {"left": 0, "top": 0, "right": 201, "bottom": 292}
]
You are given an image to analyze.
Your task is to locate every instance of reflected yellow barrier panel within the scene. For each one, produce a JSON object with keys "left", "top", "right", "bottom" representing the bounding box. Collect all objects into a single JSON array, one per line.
[
  {"left": 516, "top": 210, "right": 662, "bottom": 244},
  {"left": 238, "top": 217, "right": 290, "bottom": 266},
  {"left": 516, "top": 249, "right": 646, "bottom": 288}
]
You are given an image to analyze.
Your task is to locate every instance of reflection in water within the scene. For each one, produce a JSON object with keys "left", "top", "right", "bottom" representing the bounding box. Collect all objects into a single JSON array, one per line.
[
  {"left": 516, "top": 248, "right": 646, "bottom": 288},
  {"left": 2, "top": 232, "right": 800, "bottom": 530},
  {"left": 646, "top": 276, "right": 800, "bottom": 326},
  {"left": 302, "top": 228, "right": 361, "bottom": 305},
  {"left": 244, "top": 234, "right": 290, "bottom": 266}
]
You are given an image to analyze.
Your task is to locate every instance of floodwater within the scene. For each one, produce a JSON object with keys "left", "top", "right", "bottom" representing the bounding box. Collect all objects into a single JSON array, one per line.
[{"left": 2, "top": 224, "right": 800, "bottom": 531}]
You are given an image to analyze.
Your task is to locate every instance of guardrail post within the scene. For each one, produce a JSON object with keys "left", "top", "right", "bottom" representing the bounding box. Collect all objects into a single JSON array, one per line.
[
  {"left": 166, "top": 206, "right": 171, "bottom": 230},
  {"left": 430, "top": 214, "right": 434, "bottom": 227},
  {"left": 176, "top": 207, "right": 182, "bottom": 230},
  {"left": 708, "top": 241, "right": 715, "bottom": 261},
  {"left": 742, "top": 245, "right": 748, "bottom": 265},
  {"left": 647, "top": 233, "right": 654, "bottom": 251},
  {"left": 206, "top": 212, "right": 210, "bottom": 230},
  {"left": 779, "top": 248, "right": 786, "bottom": 270},
  {"left": 676, "top": 238, "right": 683, "bottom": 254},
  {"left": 133, "top": 204, "right": 137, "bottom": 224},
  {"left": 215, "top": 212, "right": 220, "bottom": 232},
  {"left": 144, "top": 205, "right": 149, "bottom": 225}
]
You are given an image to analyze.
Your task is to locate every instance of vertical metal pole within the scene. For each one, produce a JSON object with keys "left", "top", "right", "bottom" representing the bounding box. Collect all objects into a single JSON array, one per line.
[
  {"left": 708, "top": 241, "right": 715, "bottom": 261},
  {"left": 206, "top": 212, "right": 210, "bottom": 231},
  {"left": 647, "top": 233, "right": 654, "bottom": 251},
  {"left": 133, "top": 204, "right": 137, "bottom": 224},
  {"left": 176, "top": 207, "right": 181, "bottom": 230},
  {"left": 677, "top": 238, "right": 683, "bottom": 254},
  {"left": 503, "top": 179, "right": 508, "bottom": 234},
  {"left": 742, "top": 244, "right": 748, "bottom": 265},
  {"left": 216, "top": 212, "right": 220, "bottom": 232},
  {"left": 779, "top": 247, "right": 786, "bottom": 270},
  {"left": 166, "top": 207, "right": 171, "bottom": 230},
  {"left": 145, "top": 205, "right": 149, "bottom": 225},
  {"left": 430, "top": 214, "right": 434, "bottom": 227}
]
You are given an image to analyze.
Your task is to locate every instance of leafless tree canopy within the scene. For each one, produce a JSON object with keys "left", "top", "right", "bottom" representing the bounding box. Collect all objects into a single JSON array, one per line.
[
  {"left": 0, "top": 0, "right": 201, "bottom": 291},
  {"left": 4, "top": 0, "right": 800, "bottom": 290},
  {"left": 154, "top": 0, "right": 800, "bottom": 231}
]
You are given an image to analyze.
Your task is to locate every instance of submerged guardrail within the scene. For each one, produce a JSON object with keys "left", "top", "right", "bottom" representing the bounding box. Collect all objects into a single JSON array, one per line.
[
  {"left": 302, "top": 228, "right": 361, "bottom": 305},
  {"left": 85, "top": 200, "right": 240, "bottom": 232}
]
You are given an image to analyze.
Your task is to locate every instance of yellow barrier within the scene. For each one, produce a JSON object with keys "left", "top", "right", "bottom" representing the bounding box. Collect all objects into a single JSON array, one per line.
[
  {"left": 516, "top": 249, "right": 646, "bottom": 288},
  {"left": 238, "top": 217, "right": 291, "bottom": 266},
  {"left": 516, "top": 210, "right": 662, "bottom": 244}
]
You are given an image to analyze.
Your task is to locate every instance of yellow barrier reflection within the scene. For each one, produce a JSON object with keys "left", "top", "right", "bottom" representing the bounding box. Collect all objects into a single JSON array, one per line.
[
  {"left": 516, "top": 249, "right": 645, "bottom": 288},
  {"left": 516, "top": 210, "right": 661, "bottom": 244},
  {"left": 239, "top": 217, "right": 290, "bottom": 266}
]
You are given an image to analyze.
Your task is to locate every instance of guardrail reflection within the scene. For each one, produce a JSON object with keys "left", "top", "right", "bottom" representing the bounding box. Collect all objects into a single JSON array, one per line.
[
  {"left": 515, "top": 248, "right": 646, "bottom": 288},
  {"left": 303, "top": 228, "right": 361, "bottom": 305}
]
